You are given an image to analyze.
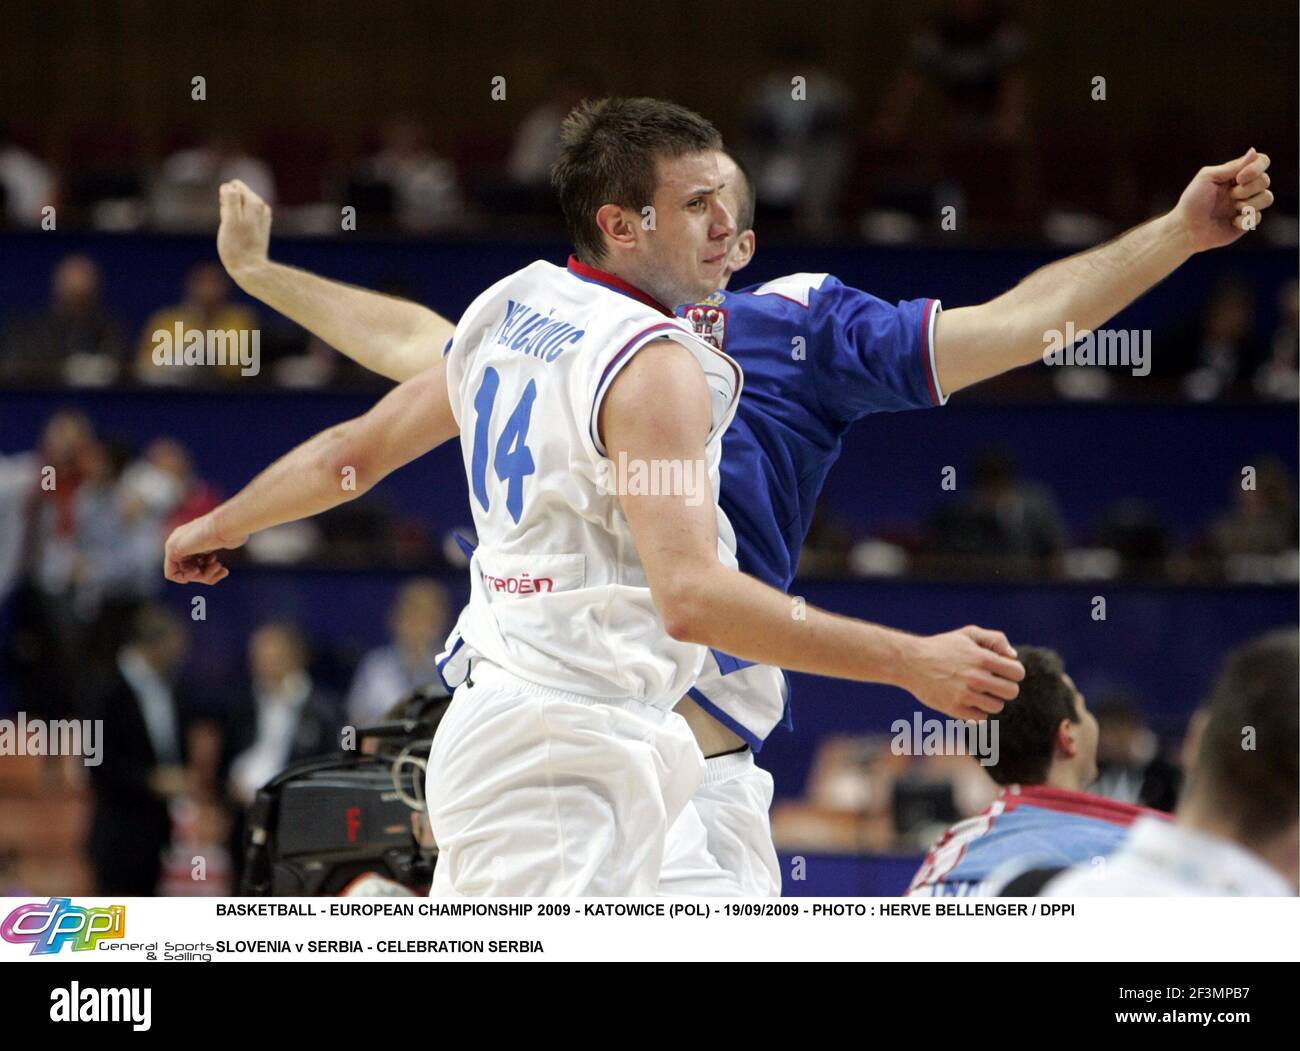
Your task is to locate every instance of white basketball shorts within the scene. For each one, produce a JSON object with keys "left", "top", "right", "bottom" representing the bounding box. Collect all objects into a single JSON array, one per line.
[
  {"left": 658, "top": 748, "right": 782, "bottom": 896},
  {"left": 426, "top": 659, "right": 705, "bottom": 896}
]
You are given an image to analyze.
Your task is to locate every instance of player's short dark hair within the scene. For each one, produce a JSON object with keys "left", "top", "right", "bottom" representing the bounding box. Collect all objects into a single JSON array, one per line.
[
  {"left": 1188, "top": 629, "right": 1299, "bottom": 839},
  {"left": 551, "top": 97, "right": 722, "bottom": 265},
  {"left": 984, "top": 646, "right": 1079, "bottom": 787},
  {"left": 722, "top": 151, "right": 756, "bottom": 232}
]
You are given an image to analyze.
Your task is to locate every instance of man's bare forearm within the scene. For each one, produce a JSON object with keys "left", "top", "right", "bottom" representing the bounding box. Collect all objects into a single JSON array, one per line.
[
  {"left": 935, "top": 212, "right": 1194, "bottom": 393},
  {"left": 208, "top": 423, "right": 366, "bottom": 544},
  {"left": 235, "top": 260, "right": 449, "bottom": 382},
  {"left": 666, "top": 562, "right": 918, "bottom": 687}
]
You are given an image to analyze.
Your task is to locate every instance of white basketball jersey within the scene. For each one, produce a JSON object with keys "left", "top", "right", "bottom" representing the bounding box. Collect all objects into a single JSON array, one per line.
[{"left": 438, "top": 257, "right": 743, "bottom": 707}]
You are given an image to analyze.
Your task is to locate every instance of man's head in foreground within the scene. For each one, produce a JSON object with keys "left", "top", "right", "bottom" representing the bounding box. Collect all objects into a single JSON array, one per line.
[
  {"left": 552, "top": 97, "right": 737, "bottom": 309},
  {"left": 1179, "top": 628, "right": 1299, "bottom": 889},
  {"left": 983, "top": 646, "right": 1099, "bottom": 791}
]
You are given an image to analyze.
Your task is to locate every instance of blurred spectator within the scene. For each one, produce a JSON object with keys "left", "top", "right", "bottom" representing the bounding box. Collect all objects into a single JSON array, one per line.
[
  {"left": 120, "top": 437, "right": 222, "bottom": 535},
  {"left": 871, "top": 0, "right": 1028, "bottom": 146},
  {"left": 0, "top": 255, "right": 128, "bottom": 386},
  {"left": 5, "top": 411, "right": 98, "bottom": 720},
  {"left": 0, "top": 125, "right": 55, "bottom": 227},
  {"left": 475, "top": 72, "right": 603, "bottom": 221},
  {"left": 346, "top": 579, "right": 449, "bottom": 727},
  {"left": 85, "top": 604, "right": 192, "bottom": 895},
  {"left": 71, "top": 439, "right": 176, "bottom": 680},
  {"left": 134, "top": 263, "right": 258, "bottom": 385},
  {"left": 0, "top": 452, "right": 38, "bottom": 605},
  {"left": 1211, "top": 457, "right": 1299, "bottom": 559},
  {"left": 346, "top": 116, "right": 463, "bottom": 233},
  {"left": 863, "top": 0, "right": 1030, "bottom": 238},
  {"left": 1254, "top": 280, "right": 1299, "bottom": 401},
  {"left": 742, "top": 39, "right": 852, "bottom": 238},
  {"left": 1090, "top": 499, "right": 1171, "bottom": 579},
  {"left": 152, "top": 134, "right": 276, "bottom": 231},
  {"left": 506, "top": 76, "right": 599, "bottom": 192},
  {"left": 797, "top": 506, "right": 855, "bottom": 578},
  {"left": 1177, "top": 277, "right": 1265, "bottom": 400},
  {"left": 223, "top": 622, "right": 343, "bottom": 810},
  {"left": 1090, "top": 696, "right": 1183, "bottom": 812},
  {"left": 770, "top": 733, "right": 998, "bottom": 854},
  {"left": 927, "top": 449, "right": 1067, "bottom": 575}
]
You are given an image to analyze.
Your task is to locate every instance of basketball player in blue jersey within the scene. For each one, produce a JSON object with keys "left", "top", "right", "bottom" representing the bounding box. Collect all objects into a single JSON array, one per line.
[{"left": 202, "top": 127, "right": 1271, "bottom": 894}]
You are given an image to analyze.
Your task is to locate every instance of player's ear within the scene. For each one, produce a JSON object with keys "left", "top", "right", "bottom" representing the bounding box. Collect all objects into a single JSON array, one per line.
[
  {"left": 727, "top": 231, "right": 756, "bottom": 277},
  {"left": 1055, "top": 718, "right": 1078, "bottom": 760},
  {"left": 594, "top": 203, "right": 639, "bottom": 253}
]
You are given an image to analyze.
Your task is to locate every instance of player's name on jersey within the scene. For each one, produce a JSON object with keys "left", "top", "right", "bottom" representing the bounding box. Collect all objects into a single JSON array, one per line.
[{"left": 492, "top": 299, "right": 586, "bottom": 362}]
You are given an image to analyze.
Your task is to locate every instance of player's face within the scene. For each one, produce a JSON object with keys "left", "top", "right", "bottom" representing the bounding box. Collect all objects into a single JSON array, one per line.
[{"left": 642, "top": 150, "right": 736, "bottom": 305}]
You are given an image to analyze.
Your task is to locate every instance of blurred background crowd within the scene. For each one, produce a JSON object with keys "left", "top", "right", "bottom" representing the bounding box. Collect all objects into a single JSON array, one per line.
[{"left": 0, "top": 0, "right": 1295, "bottom": 895}]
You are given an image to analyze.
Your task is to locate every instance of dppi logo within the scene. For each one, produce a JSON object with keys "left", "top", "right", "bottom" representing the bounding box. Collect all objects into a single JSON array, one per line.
[{"left": 1, "top": 898, "right": 125, "bottom": 955}]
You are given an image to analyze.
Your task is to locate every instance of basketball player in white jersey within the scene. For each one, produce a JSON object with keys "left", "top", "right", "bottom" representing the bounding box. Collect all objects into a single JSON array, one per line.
[{"left": 166, "top": 98, "right": 1025, "bottom": 895}]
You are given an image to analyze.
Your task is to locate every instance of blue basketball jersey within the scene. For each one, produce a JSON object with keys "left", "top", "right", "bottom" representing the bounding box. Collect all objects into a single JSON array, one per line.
[{"left": 676, "top": 273, "right": 944, "bottom": 747}]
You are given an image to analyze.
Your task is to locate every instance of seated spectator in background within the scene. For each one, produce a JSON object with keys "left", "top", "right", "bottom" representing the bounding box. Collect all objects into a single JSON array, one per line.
[
  {"left": 85, "top": 604, "right": 192, "bottom": 895},
  {"left": 346, "top": 116, "right": 462, "bottom": 233},
  {"left": 120, "top": 437, "right": 222, "bottom": 536},
  {"left": 908, "top": 646, "right": 1165, "bottom": 896},
  {"left": 927, "top": 449, "right": 1067, "bottom": 577},
  {"left": 152, "top": 133, "right": 275, "bottom": 231},
  {"left": 1090, "top": 499, "right": 1171, "bottom": 580},
  {"left": 1175, "top": 276, "right": 1265, "bottom": 401},
  {"left": 224, "top": 621, "right": 343, "bottom": 809},
  {"left": 1255, "top": 280, "right": 1299, "bottom": 400},
  {"left": 1210, "top": 456, "right": 1299, "bottom": 565},
  {"left": 864, "top": 0, "right": 1029, "bottom": 238},
  {"left": 871, "top": 0, "right": 1028, "bottom": 147},
  {"left": 0, "top": 124, "right": 54, "bottom": 227},
  {"left": 741, "top": 38, "right": 851, "bottom": 238},
  {"left": 134, "top": 263, "right": 258, "bottom": 385},
  {"left": 71, "top": 439, "right": 165, "bottom": 669},
  {"left": 346, "top": 579, "right": 448, "bottom": 727},
  {"left": 1039, "top": 629, "right": 1298, "bottom": 896},
  {"left": 478, "top": 73, "right": 602, "bottom": 219},
  {"left": 1089, "top": 696, "right": 1183, "bottom": 812},
  {"left": 1, "top": 255, "right": 128, "bottom": 385}
]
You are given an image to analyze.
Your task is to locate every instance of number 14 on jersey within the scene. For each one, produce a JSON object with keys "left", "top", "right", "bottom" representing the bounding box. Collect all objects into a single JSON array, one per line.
[{"left": 470, "top": 366, "right": 537, "bottom": 523}]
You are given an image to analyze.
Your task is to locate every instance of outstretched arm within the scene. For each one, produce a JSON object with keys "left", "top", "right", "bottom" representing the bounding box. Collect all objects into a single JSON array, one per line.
[
  {"left": 933, "top": 148, "right": 1274, "bottom": 395},
  {"left": 602, "top": 340, "right": 1024, "bottom": 722},
  {"left": 164, "top": 363, "right": 458, "bottom": 584},
  {"left": 217, "top": 180, "right": 448, "bottom": 383}
]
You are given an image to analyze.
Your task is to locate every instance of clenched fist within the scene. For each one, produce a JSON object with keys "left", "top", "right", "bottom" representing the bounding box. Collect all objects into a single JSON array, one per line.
[
  {"left": 217, "top": 179, "right": 273, "bottom": 284},
  {"left": 164, "top": 513, "right": 246, "bottom": 586},
  {"left": 1173, "top": 147, "right": 1274, "bottom": 253},
  {"left": 900, "top": 625, "right": 1025, "bottom": 722}
]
